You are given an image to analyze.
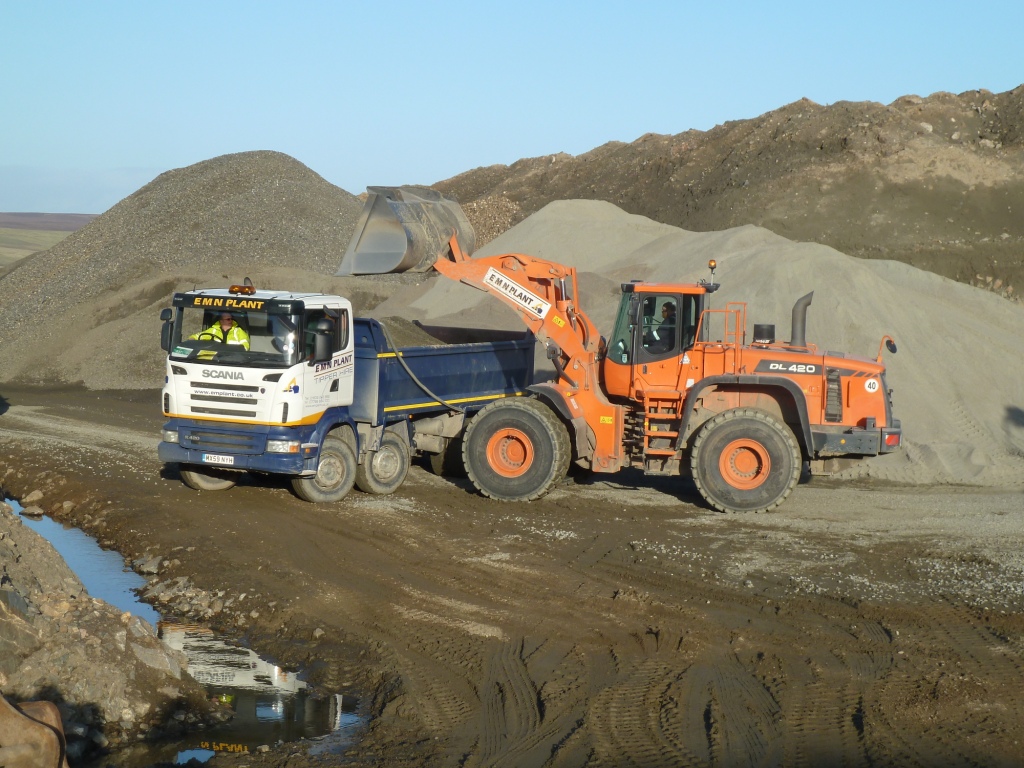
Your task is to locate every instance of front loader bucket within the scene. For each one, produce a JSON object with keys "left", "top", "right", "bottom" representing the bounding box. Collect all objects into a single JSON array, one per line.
[{"left": 336, "top": 186, "right": 476, "bottom": 276}]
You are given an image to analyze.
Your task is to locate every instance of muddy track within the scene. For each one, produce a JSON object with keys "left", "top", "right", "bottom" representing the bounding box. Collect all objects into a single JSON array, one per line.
[{"left": 1, "top": 387, "right": 1023, "bottom": 767}]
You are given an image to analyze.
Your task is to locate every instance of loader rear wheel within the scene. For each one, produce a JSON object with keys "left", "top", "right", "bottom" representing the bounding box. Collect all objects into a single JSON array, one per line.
[
  {"left": 690, "top": 408, "right": 800, "bottom": 513},
  {"left": 291, "top": 434, "right": 356, "bottom": 503},
  {"left": 463, "top": 398, "right": 570, "bottom": 502},
  {"left": 179, "top": 464, "right": 237, "bottom": 491},
  {"left": 356, "top": 433, "right": 410, "bottom": 495}
]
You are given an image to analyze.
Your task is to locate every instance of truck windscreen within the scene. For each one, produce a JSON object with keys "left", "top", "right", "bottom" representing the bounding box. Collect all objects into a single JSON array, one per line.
[{"left": 169, "top": 307, "right": 303, "bottom": 368}]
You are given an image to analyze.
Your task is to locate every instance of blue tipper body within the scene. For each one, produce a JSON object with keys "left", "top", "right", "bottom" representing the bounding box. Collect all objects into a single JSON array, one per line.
[{"left": 349, "top": 318, "right": 535, "bottom": 425}]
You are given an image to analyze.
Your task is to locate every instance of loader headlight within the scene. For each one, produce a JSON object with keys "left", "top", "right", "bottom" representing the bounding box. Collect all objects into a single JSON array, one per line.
[
  {"left": 162, "top": 429, "right": 179, "bottom": 444},
  {"left": 267, "top": 439, "right": 301, "bottom": 454}
]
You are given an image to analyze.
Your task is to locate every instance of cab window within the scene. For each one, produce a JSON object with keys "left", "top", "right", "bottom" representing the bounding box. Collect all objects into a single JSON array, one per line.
[{"left": 639, "top": 295, "right": 678, "bottom": 358}]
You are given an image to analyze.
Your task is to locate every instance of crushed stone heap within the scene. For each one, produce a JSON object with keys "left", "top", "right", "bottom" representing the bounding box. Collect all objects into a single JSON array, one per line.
[{"left": 0, "top": 151, "right": 364, "bottom": 388}]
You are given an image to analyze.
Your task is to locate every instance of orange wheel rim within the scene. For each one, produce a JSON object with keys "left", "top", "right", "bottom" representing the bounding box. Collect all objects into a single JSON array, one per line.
[
  {"left": 486, "top": 428, "right": 534, "bottom": 478},
  {"left": 719, "top": 438, "right": 770, "bottom": 490}
]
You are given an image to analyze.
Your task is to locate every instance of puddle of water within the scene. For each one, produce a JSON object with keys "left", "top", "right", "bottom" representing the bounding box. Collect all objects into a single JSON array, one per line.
[
  {"left": 12, "top": 502, "right": 161, "bottom": 626},
  {"left": 160, "top": 623, "right": 361, "bottom": 760},
  {"left": 4, "top": 498, "right": 363, "bottom": 764}
]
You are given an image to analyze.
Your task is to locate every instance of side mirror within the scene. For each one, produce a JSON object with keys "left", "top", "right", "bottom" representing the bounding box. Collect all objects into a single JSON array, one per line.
[
  {"left": 160, "top": 308, "right": 174, "bottom": 352},
  {"left": 160, "top": 322, "right": 173, "bottom": 352},
  {"left": 876, "top": 335, "right": 898, "bottom": 363},
  {"left": 312, "top": 318, "right": 334, "bottom": 363}
]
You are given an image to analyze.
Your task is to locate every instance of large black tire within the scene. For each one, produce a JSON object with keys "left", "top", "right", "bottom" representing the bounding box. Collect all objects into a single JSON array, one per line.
[
  {"left": 356, "top": 433, "right": 411, "bottom": 495},
  {"left": 427, "top": 435, "right": 467, "bottom": 477},
  {"left": 690, "top": 408, "right": 801, "bottom": 513},
  {"left": 291, "top": 434, "right": 357, "bottom": 503},
  {"left": 179, "top": 464, "right": 237, "bottom": 491},
  {"left": 462, "top": 398, "right": 570, "bottom": 502}
]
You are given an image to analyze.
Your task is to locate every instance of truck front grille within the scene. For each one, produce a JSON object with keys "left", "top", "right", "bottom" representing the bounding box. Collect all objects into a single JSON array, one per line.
[
  {"left": 182, "top": 429, "right": 264, "bottom": 453},
  {"left": 187, "top": 380, "right": 262, "bottom": 420}
]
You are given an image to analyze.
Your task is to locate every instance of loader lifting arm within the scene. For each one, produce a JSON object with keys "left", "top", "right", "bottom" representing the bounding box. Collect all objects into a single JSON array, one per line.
[
  {"left": 434, "top": 236, "right": 625, "bottom": 471},
  {"left": 335, "top": 185, "right": 627, "bottom": 470}
]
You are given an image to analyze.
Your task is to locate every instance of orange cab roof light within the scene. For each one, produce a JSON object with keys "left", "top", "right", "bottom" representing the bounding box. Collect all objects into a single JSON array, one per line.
[{"left": 229, "top": 284, "right": 257, "bottom": 295}]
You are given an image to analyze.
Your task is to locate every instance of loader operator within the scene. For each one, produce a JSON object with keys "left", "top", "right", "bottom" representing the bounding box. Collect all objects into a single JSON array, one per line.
[
  {"left": 645, "top": 301, "right": 676, "bottom": 353},
  {"left": 191, "top": 312, "right": 250, "bottom": 350}
]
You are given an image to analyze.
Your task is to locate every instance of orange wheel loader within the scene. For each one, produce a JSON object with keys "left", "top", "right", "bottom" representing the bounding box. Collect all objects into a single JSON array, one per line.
[{"left": 338, "top": 187, "right": 902, "bottom": 513}]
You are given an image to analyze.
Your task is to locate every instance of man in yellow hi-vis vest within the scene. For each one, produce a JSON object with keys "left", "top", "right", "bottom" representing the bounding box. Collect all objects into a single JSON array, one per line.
[{"left": 190, "top": 312, "right": 250, "bottom": 350}]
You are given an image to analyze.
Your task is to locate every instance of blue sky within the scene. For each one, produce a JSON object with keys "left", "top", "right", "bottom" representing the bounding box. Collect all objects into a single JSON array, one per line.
[{"left": 2, "top": 1, "right": 1022, "bottom": 213}]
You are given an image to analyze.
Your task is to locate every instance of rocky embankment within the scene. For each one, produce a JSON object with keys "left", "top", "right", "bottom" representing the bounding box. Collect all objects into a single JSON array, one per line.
[{"left": 0, "top": 482, "right": 226, "bottom": 763}]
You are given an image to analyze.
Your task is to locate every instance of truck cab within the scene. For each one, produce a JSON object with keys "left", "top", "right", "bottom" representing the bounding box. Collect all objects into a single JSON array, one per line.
[{"left": 159, "top": 285, "right": 355, "bottom": 485}]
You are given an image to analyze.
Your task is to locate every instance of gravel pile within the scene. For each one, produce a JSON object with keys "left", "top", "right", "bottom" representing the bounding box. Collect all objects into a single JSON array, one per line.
[
  {"left": 437, "top": 86, "right": 1024, "bottom": 300},
  {"left": 373, "top": 199, "right": 1024, "bottom": 489},
  {"left": 0, "top": 151, "right": 365, "bottom": 388},
  {"left": 461, "top": 194, "right": 525, "bottom": 249},
  {"left": 376, "top": 316, "right": 448, "bottom": 348}
]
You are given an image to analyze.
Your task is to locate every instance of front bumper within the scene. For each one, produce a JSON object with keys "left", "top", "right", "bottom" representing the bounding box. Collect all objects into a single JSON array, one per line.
[
  {"left": 158, "top": 440, "right": 309, "bottom": 474},
  {"left": 158, "top": 419, "right": 318, "bottom": 476}
]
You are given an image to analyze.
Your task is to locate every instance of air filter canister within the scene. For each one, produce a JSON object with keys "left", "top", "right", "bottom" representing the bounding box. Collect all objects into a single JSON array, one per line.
[{"left": 753, "top": 324, "right": 775, "bottom": 344}]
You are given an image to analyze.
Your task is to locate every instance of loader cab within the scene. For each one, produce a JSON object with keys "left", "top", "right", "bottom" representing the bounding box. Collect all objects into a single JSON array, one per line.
[{"left": 601, "top": 286, "right": 704, "bottom": 399}]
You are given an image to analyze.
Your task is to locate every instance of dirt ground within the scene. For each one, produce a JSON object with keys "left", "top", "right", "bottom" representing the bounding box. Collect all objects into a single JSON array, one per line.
[{"left": 1, "top": 385, "right": 1023, "bottom": 767}]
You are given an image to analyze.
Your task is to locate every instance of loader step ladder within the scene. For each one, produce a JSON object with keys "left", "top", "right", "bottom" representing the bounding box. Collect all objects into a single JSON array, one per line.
[{"left": 642, "top": 390, "right": 684, "bottom": 474}]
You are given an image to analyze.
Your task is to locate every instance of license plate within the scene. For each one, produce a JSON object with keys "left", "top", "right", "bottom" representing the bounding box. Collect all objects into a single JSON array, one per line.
[{"left": 202, "top": 453, "right": 235, "bottom": 466}]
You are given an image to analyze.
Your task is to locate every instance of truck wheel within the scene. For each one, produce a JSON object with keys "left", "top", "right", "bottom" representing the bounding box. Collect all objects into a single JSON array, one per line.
[
  {"left": 428, "top": 435, "right": 467, "bottom": 477},
  {"left": 356, "top": 433, "right": 411, "bottom": 495},
  {"left": 690, "top": 408, "right": 801, "bottom": 513},
  {"left": 291, "top": 434, "right": 357, "bottom": 503},
  {"left": 462, "top": 398, "right": 570, "bottom": 502},
  {"left": 179, "top": 464, "right": 237, "bottom": 491}
]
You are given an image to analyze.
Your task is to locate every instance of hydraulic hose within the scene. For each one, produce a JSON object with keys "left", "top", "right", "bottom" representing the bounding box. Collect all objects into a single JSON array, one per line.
[{"left": 377, "top": 322, "right": 465, "bottom": 414}]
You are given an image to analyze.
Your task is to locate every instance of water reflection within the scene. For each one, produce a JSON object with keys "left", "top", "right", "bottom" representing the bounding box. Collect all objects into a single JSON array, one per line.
[{"left": 161, "top": 623, "right": 359, "bottom": 758}]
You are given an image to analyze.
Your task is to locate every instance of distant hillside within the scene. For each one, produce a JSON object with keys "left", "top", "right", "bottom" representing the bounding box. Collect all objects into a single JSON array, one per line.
[
  {"left": 0, "top": 214, "right": 97, "bottom": 274},
  {"left": 437, "top": 86, "right": 1024, "bottom": 299},
  {"left": 0, "top": 213, "right": 97, "bottom": 231}
]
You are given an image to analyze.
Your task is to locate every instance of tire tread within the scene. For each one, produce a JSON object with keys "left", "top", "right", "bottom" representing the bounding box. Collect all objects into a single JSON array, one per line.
[
  {"left": 463, "top": 398, "right": 570, "bottom": 502},
  {"left": 690, "top": 408, "right": 800, "bottom": 513}
]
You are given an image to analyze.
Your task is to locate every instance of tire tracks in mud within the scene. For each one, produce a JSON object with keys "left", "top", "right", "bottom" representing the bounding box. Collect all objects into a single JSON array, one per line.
[
  {"left": 474, "top": 636, "right": 546, "bottom": 766},
  {"left": 561, "top": 524, "right": 1024, "bottom": 767},
  {"left": 857, "top": 602, "right": 1024, "bottom": 766}
]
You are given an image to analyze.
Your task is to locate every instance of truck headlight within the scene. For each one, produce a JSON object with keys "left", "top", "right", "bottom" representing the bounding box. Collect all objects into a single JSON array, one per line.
[
  {"left": 267, "top": 439, "right": 301, "bottom": 454},
  {"left": 162, "top": 429, "right": 179, "bottom": 444}
]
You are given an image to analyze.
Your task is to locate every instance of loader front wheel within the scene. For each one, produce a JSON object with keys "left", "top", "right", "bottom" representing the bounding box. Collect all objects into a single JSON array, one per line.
[
  {"left": 291, "top": 434, "right": 357, "bottom": 503},
  {"left": 463, "top": 398, "right": 570, "bottom": 502},
  {"left": 356, "top": 432, "right": 411, "bottom": 495},
  {"left": 690, "top": 408, "right": 800, "bottom": 513},
  {"left": 179, "top": 464, "right": 237, "bottom": 491}
]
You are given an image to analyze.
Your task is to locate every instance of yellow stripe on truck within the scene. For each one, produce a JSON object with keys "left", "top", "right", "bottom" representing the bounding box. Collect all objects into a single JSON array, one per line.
[
  {"left": 165, "top": 410, "right": 327, "bottom": 427},
  {"left": 382, "top": 391, "right": 525, "bottom": 413}
]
